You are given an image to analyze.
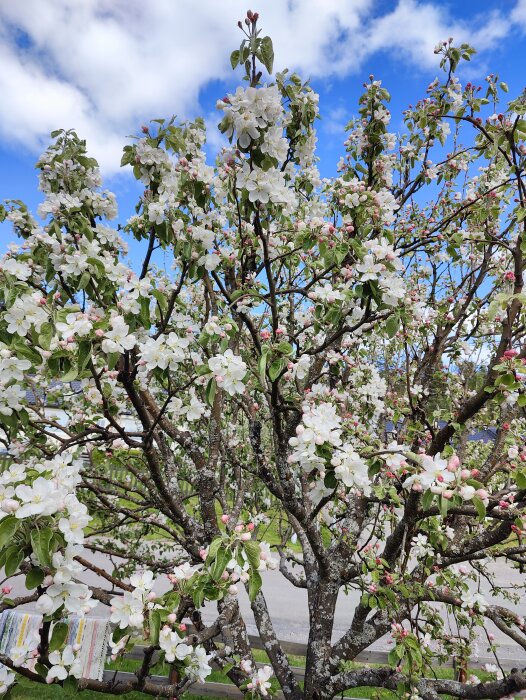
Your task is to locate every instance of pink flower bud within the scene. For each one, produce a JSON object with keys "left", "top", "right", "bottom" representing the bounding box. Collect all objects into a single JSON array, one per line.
[
  {"left": 228, "top": 585, "right": 239, "bottom": 595},
  {"left": 460, "top": 469, "right": 471, "bottom": 480},
  {"left": 179, "top": 623, "right": 187, "bottom": 632},
  {"left": 240, "top": 532, "right": 251, "bottom": 541},
  {"left": 247, "top": 522, "right": 255, "bottom": 531},
  {"left": 167, "top": 613, "right": 177, "bottom": 624},
  {"left": 199, "top": 548, "right": 208, "bottom": 560},
  {"left": 221, "top": 514, "right": 229, "bottom": 524},
  {"left": 1, "top": 586, "right": 12, "bottom": 595},
  {"left": 147, "top": 591, "right": 157, "bottom": 601},
  {"left": 234, "top": 524, "right": 243, "bottom": 533},
  {"left": 448, "top": 456, "right": 460, "bottom": 470},
  {"left": 95, "top": 329, "right": 104, "bottom": 337}
]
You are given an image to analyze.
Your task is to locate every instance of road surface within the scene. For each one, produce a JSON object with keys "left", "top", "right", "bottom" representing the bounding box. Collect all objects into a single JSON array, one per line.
[{"left": 4, "top": 550, "right": 526, "bottom": 666}]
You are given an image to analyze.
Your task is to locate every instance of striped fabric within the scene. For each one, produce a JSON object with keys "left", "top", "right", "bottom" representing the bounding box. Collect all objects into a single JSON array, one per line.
[{"left": 0, "top": 610, "right": 110, "bottom": 680}]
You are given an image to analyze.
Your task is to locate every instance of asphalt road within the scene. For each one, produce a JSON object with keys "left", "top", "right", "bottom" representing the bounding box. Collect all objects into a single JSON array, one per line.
[{"left": 4, "top": 551, "right": 526, "bottom": 665}]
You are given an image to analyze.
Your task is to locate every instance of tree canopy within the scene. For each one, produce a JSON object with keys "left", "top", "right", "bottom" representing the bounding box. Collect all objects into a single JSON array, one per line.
[{"left": 0, "top": 10, "right": 526, "bottom": 700}]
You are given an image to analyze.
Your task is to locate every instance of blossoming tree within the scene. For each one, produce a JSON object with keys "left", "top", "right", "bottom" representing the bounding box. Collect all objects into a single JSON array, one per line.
[{"left": 1, "top": 10, "right": 526, "bottom": 699}]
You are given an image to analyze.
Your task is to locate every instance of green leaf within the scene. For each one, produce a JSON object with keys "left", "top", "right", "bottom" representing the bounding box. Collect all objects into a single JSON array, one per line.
[
  {"left": 34, "top": 662, "right": 48, "bottom": 679},
  {"left": 385, "top": 314, "right": 399, "bottom": 338},
  {"left": 192, "top": 585, "right": 205, "bottom": 609},
  {"left": 422, "top": 490, "right": 434, "bottom": 511},
  {"left": 211, "top": 546, "right": 231, "bottom": 581},
  {"left": 516, "top": 470, "right": 526, "bottom": 489},
  {"left": 106, "top": 352, "right": 120, "bottom": 370},
  {"left": 498, "top": 372, "right": 516, "bottom": 387},
  {"left": 0, "top": 545, "right": 18, "bottom": 570},
  {"left": 25, "top": 567, "right": 45, "bottom": 590},
  {"left": 111, "top": 626, "right": 131, "bottom": 645},
  {"left": 5, "top": 548, "right": 24, "bottom": 577},
  {"left": 207, "top": 537, "right": 222, "bottom": 561},
  {"left": 244, "top": 540, "right": 261, "bottom": 570},
  {"left": 230, "top": 50, "right": 240, "bottom": 70},
  {"left": 61, "top": 362, "right": 78, "bottom": 383},
  {"left": 472, "top": 496, "right": 486, "bottom": 520},
  {"left": 152, "top": 289, "right": 168, "bottom": 313},
  {"left": 268, "top": 358, "right": 284, "bottom": 382},
  {"left": 0, "top": 516, "right": 19, "bottom": 549},
  {"left": 49, "top": 622, "right": 68, "bottom": 653},
  {"left": 30, "top": 527, "right": 54, "bottom": 568},
  {"left": 258, "top": 353, "right": 268, "bottom": 386},
  {"left": 259, "top": 36, "right": 274, "bottom": 74},
  {"left": 78, "top": 271, "right": 90, "bottom": 290},
  {"left": 2, "top": 412, "right": 19, "bottom": 433},
  {"left": 121, "top": 147, "right": 134, "bottom": 168},
  {"left": 149, "top": 610, "right": 161, "bottom": 646},
  {"left": 139, "top": 297, "right": 150, "bottom": 327},
  {"left": 248, "top": 570, "right": 262, "bottom": 602},
  {"left": 77, "top": 341, "right": 92, "bottom": 371},
  {"left": 276, "top": 341, "right": 293, "bottom": 356},
  {"left": 38, "top": 322, "right": 53, "bottom": 351},
  {"left": 205, "top": 377, "right": 217, "bottom": 407},
  {"left": 388, "top": 649, "right": 399, "bottom": 666}
]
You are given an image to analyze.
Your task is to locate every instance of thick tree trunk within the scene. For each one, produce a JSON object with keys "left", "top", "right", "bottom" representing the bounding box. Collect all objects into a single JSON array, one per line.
[{"left": 303, "top": 578, "right": 339, "bottom": 700}]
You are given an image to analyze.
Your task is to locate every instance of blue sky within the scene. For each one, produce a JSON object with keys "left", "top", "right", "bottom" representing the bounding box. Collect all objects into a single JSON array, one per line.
[{"left": 1, "top": 0, "right": 525, "bottom": 262}]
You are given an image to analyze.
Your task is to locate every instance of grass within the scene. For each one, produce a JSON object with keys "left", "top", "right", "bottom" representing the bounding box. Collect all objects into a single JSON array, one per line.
[{"left": 6, "top": 647, "right": 496, "bottom": 699}]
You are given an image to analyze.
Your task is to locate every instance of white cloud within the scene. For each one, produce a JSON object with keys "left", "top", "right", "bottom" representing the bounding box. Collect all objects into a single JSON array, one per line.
[
  {"left": 322, "top": 107, "right": 350, "bottom": 137},
  {"left": 0, "top": 0, "right": 518, "bottom": 175},
  {"left": 334, "top": 0, "right": 510, "bottom": 73},
  {"left": 512, "top": 0, "right": 526, "bottom": 25}
]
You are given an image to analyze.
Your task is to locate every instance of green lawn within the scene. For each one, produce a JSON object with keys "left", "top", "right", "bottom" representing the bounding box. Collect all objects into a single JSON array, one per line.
[{"left": 8, "top": 649, "right": 495, "bottom": 699}]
